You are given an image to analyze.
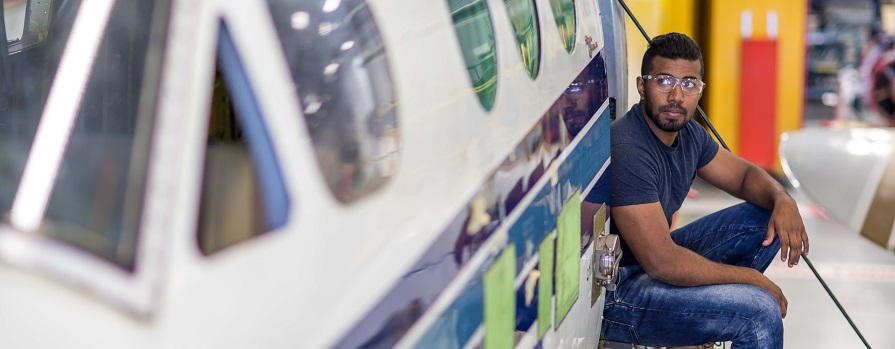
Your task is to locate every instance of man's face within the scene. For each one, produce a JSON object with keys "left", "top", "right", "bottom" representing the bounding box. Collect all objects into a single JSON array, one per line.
[
  {"left": 637, "top": 56, "right": 703, "bottom": 134},
  {"left": 551, "top": 69, "right": 595, "bottom": 138}
]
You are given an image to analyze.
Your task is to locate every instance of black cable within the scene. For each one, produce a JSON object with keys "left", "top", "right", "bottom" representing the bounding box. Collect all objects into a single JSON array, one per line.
[
  {"left": 616, "top": 0, "right": 872, "bottom": 347},
  {"left": 802, "top": 252, "right": 873, "bottom": 348},
  {"left": 617, "top": 0, "right": 650, "bottom": 42}
]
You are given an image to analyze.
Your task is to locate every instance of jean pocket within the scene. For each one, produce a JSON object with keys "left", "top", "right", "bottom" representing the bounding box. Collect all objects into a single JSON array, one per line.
[
  {"left": 600, "top": 320, "right": 640, "bottom": 344},
  {"left": 610, "top": 265, "right": 642, "bottom": 302}
]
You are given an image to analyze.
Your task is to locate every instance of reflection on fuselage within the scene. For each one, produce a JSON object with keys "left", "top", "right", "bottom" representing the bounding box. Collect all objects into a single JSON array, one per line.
[
  {"left": 333, "top": 53, "right": 610, "bottom": 349},
  {"left": 551, "top": 59, "right": 608, "bottom": 138},
  {"left": 458, "top": 55, "right": 608, "bottom": 266}
]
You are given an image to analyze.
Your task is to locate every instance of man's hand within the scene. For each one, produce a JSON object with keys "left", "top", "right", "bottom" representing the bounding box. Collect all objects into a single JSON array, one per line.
[
  {"left": 697, "top": 148, "right": 810, "bottom": 268},
  {"left": 753, "top": 271, "right": 788, "bottom": 318},
  {"left": 764, "top": 196, "right": 809, "bottom": 268}
]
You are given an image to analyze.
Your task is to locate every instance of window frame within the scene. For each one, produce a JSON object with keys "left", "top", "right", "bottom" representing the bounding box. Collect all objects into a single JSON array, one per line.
[{"left": 0, "top": 0, "right": 171, "bottom": 317}]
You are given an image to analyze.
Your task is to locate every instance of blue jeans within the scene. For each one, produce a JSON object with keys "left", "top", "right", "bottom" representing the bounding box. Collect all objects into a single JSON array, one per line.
[{"left": 601, "top": 203, "right": 783, "bottom": 349}]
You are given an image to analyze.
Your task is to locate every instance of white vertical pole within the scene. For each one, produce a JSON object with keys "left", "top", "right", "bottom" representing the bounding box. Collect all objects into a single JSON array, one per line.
[
  {"left": 768, "top": 10, "right": 779, "bottom": 39},
  {"left": 741, "top": 10, "right": 753, "bottom": 39}
]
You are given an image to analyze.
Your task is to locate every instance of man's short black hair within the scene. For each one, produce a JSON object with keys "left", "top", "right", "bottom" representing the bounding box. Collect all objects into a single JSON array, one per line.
[{"left": 641, "top": 32, "right": 703, "bottom": 76}]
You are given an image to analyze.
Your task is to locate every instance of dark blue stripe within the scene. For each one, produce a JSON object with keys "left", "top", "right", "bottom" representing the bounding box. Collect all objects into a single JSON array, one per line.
[
  {"left": 585, "top": 166, "right": 610, "bottom": 205},
  {"left": 515, "top": 277, "right": 538, "bottom": 331},
  {"left": 336, "top": 53, "right": 610, "bottom": 349},
  {"left": 412, "top": 108, "right": 610, "bottom": 349}
]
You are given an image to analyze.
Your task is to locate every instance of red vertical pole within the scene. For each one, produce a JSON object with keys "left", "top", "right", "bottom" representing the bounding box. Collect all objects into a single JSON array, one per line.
[{"left": 739, "top": 39, "right": 778, "bottom": 169}]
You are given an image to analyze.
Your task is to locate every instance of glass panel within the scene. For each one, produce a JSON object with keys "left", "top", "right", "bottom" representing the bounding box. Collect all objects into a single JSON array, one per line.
[
  {"left": 549, "top": 0, "right": 575, "bottom": 53},
  {"left": 2, "top": 0, "right": 26, "bottom": 42},
  {"left": 505, "top": 0, "right": 540, "bottom": 78},
  {"left": 2, "top": 0, "right": 53, "bottom": 53},
  {"left": 448, "top": 0, "right": 498, "bottom": 110},
  {"left": 0, "top": 0, "right": 162, "bottom": 271},
  {"left": 197, "top": 24, "right": 290, "bottom": 255},
  {"left": 266, "top": 0, "right": 400, "bottom": 203}
]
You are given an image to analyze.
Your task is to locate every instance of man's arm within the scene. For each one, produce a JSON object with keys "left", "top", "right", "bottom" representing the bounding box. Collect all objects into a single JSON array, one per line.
[
  {"left": 697, "top": 148, "right": 810, "bottom": 267},
  {"left": 613, "top": 202, "right": 788, "bottom": 317}
]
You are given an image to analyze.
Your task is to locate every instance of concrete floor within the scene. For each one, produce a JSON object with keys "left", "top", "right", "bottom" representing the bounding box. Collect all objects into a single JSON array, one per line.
[{"left": 676, "top": 177, "right": 895, "bottom": 349}]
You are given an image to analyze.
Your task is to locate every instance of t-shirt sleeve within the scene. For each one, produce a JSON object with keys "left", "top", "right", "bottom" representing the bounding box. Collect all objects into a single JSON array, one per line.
[
  {"left": 695, "top": 125, "right": 720, "bottom": 169},
  {"left": 610, "top": 142, "right": 660, "bottom": 207}
]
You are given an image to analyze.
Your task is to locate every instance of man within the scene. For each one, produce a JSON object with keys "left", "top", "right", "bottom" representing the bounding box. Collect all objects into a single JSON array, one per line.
[{"left": 601, "top": 33, "right": 809, "bottom": 349}]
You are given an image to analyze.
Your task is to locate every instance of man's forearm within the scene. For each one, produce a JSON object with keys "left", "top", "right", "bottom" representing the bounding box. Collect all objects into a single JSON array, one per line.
[
  {"left": 740, "top": 164, "right": 791, "bottom": 211},
  {"left": 650, "top": 246, "right": 764, "bottom": 287}
]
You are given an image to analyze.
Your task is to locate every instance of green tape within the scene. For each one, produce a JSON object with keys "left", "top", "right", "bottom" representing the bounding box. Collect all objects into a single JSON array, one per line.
[
  {"left": 555, "top": 191, "right": 580, "bottom": 327},
  {"left": 484, "top": 244, "right": 516, "bottom": 349},
  {"left": 538, "top": 234, "right": 555, "bottom": 338}
]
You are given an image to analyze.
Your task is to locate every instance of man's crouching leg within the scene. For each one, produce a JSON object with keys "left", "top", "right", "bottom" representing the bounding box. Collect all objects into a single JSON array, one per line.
[
  {"left": 601, "top": 271, "right": 783, "bottom": 349},
  {"left": 725, "top": 283, "right": 784, "bottom": 349},
  {"left": 671, "top": 202, "right": 780, "bottom": 272}
]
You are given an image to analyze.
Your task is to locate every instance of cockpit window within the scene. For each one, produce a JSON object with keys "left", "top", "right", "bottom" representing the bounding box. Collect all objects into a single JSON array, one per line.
[
  {"left": 505, "top": 0, "right": 540, "bottom": 78},
  {"left": 448, "top": 0, "right": 498, "bottom": 110},
  {"left": 0, "top": 0, "right": 162, "bottom": 271},
  {"left": 266, "top": 0, "right": 400, "bottom": 203},
  {"left": 549, "top": 0, "right": 576, "bottom": 53}
]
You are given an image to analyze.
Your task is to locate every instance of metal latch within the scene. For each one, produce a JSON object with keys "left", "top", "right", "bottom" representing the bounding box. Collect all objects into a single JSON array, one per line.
[{"left": 593, "top": 230, "right": 622, "bottom": 291}]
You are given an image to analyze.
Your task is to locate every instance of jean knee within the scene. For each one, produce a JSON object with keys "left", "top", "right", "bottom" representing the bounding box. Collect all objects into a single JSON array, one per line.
[
  {"left": 752, "top": 290, "right": 782, "bottom": 319},
  {"left": 744, "top": 288, "right": 783, "bottom": 338}
]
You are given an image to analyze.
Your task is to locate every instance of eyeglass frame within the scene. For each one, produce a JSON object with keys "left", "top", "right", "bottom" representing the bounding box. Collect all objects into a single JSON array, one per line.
[{"left": 641, "top": 74, "right": 706, "bottom": 95}]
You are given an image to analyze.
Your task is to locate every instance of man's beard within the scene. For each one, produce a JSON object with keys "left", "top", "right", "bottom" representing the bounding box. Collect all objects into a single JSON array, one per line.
[
  {"left": 562, "top": 107, "right": 590, "bottom": 137},
  {"left": 643, "top": 97, "right": 689, "bottom": 132}
]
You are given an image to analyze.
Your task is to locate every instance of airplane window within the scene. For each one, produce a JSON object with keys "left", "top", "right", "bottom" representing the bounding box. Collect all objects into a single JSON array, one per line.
[
  {"left": 0, "top": 0, "right": 164, "bottom": 271},
  {"left": 505, "top": 0, "right": 540, "bottom": 78},
  {"left": 549, "top": 0, "right": 576, "bottom": 53},
  {"left": 448, "top": 0, "right": 498, "bottom": 110},
  {"left": 1, "top": 0, "right": 53, "bottom": 54},
  {"left": 197, "top": 24, "right": 290, "bottom": 256},
  {"left": 265, "top": 0, "right": 400, "bottom": 203}
]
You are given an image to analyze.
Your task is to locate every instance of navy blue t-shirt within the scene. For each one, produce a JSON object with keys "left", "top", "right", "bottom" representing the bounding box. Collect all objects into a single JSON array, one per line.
[{"left": 610, "top": 103, "right": 719, "bottom": 266}]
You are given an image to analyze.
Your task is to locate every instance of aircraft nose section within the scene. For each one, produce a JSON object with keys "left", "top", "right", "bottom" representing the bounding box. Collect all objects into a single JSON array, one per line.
[{"left": 780, "top": 127, "right": 895, "bottom": 233}]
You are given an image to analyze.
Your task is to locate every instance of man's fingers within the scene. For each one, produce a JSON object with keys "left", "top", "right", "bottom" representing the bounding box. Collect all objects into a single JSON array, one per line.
[
  {"left": 779, "top": 231, "right": 801, "bottom": 267},
  {"left": 788, "top": 246, "right": 800, "bottom": 266},
  {"left": 776, "top": 287, "right": 788, "bottom": 318},
  {"left": 763, "top": 227, "right": 775, "bottom": 246},
  {"left": 802, "top": 228, "right": 810, "bottom": 255},
  {"left": 771, "top": 288, "right": 788, "bottom": 318},
  {"left": 761, "top": 277, "right": 787, "bottom": 318},
  {"left": 778, "top": 233, "right": 790, "bottom": 262},
  {"left": 779, "top": 295, "right": 788, "bottom": 318}
]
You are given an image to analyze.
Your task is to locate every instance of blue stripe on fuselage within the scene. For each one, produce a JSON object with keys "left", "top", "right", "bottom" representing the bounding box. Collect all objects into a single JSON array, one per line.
[
  {"left": 335, "top": 52, "right": 611, "bottom": 349},
  {"left": 413, "top": 107, "right": 610, "bottom": 349}
]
